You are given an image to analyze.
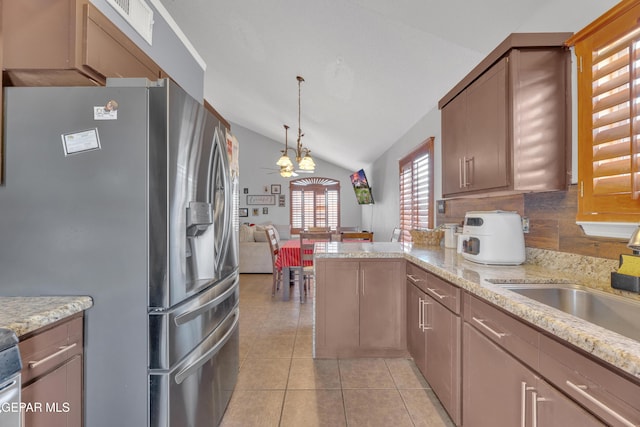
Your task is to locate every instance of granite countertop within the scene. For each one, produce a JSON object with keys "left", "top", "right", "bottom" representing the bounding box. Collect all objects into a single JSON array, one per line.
[
  {"left": 315, "top": 241, "right": 640, "bottom": 380},
  {"left": 0, "top": 296, "right": 93, "bottom": 338}
]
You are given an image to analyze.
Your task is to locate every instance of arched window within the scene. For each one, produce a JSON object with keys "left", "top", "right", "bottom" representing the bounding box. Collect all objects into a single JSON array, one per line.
[{"left": 289, "top": 177, "right": 340, "bottom": 234}]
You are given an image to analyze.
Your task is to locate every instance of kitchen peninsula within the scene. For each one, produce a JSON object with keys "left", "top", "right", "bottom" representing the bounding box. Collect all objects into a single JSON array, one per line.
[{"left": 314, "top": 242, "right": 640, "bottom": 426}]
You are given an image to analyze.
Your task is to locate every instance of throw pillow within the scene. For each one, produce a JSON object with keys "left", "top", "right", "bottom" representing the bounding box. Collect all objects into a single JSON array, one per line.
[
  {"left": 239, "top": 224, "right": 255, "bottom": 242},
  {"left": 253, "top": 225, "right": 269, "bottom": 242}
]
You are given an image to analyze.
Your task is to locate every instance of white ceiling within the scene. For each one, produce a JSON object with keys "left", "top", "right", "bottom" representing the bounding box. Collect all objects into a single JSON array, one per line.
[{"left": 157, "top": 0, "right": 618, "bottom": 172}]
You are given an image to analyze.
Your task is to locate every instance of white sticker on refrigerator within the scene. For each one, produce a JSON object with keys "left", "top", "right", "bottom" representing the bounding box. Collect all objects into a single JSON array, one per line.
[
  {"left": 94, "top": 100, "right": 118, "bottom": 120},
  {"left": 61, "top": 128, "right": 101, "bottom": 156}
]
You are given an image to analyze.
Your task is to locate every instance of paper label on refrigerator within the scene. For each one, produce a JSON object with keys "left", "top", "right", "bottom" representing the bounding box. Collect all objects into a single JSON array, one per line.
[
  {"left": 61, "top": 128, "right": 101, "bottom": 156},
  {"left": 94, "top": 100, "right": 118, "bottom": 120}
]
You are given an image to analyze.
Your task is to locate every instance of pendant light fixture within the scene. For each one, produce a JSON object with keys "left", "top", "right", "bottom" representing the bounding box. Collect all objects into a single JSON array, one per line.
[{"left": 276, "top": 76, "right": 315, "bottom": 177}]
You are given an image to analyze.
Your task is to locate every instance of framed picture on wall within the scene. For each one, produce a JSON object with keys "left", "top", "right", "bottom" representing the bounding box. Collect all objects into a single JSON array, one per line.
[
  {"left": 271, "top": 184, "right": 281, "bottom": 194},
  {"left": 263, "top": 207, "right": 269, "bottom": 214},
  {"left": 278, "top": 195, "right": 285, "bottom": 207},
  {"left": 239, "top": 208, "right": 248, "bottom": 217},
  {"left": 252, "top": 208, "right": 259, "bottom": 216},
  {"left": 246, "top": 195, "right": 276, "bottom": 205}
]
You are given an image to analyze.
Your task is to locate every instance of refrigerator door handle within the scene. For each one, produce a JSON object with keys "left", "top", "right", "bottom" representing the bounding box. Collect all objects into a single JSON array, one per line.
[
  {"left": 174, "top": 277, "right": 237, "bottom": 326},
  {"left": 174, "top": 308, "right": 239, "bottom": 385}
]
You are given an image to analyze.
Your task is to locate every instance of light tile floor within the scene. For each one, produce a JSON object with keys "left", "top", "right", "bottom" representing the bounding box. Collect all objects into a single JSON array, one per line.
[{"left": 220, "top": 273, "right": 456, "bottom": 427}]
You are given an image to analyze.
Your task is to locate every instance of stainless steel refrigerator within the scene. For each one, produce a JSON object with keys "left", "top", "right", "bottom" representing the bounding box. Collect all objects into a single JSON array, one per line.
[{"left": 0, "top": 78, "right": 240, "bottom": 427}]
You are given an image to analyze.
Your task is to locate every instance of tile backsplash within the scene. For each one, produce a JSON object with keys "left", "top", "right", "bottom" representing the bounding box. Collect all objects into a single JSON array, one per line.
[{"left": 437, "top": 185, "right": 631, "bottom": 260}]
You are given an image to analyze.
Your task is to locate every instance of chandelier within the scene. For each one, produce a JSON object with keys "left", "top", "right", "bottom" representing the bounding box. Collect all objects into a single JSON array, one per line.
[{"left": 276, "top": 75, "right": 315, "bottom": 177}]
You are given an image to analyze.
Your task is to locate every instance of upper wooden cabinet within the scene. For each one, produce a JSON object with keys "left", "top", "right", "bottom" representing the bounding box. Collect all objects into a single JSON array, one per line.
[
  {"left": 439, "top": 33, "right": 572, "bottom": 198},
  {"left": 3, "top": 0, "right": 162, "bottom": 86}
]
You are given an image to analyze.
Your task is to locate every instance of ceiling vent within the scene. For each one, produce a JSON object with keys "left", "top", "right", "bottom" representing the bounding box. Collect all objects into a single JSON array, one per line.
[{"left": 107, "top": 0, "right": 154, "bottom": 45}]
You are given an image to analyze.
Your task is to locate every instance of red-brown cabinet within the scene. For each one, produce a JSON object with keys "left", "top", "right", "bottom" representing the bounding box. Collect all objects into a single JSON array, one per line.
[
  {"left": 315, "top": 258, "right": 406, "bottom": 358},
  {"left": 19, "top": 314, "right": 84, "bottom": 427},
  {"left": 406, "top": 263, "right": 461, "bottom": 425}
]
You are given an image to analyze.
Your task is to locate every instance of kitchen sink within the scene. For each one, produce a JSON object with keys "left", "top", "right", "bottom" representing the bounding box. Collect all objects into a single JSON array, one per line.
[{"left": 501, "top": 283, "right": 640, "bottom": 342}]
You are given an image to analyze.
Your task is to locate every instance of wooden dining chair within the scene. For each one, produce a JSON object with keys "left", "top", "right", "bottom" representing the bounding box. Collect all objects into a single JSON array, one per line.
[
  {"left": 340, "top": 231, "right": 374, "bottom": 242},
  {"left": 298, "top": 231, "right": 332, "bottom": 302},
  {"left": 265, "top": 227, "right": 282, "bottom": 296},
  {"left": 307, "top": 226, "right": 330, "bottom": 232}
]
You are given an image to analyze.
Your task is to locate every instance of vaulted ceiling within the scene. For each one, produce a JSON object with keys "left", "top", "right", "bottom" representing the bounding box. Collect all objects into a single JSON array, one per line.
[{"left": 158, "top": 0, "right": 618, "bottom": 171}]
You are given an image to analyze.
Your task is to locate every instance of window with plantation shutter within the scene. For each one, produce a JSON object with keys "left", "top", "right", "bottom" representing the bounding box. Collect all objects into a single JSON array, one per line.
[
  {"left": 399, "top": 138, "right": 434, "bottom": 242},
  {"left": 290, "top": 177, "right": 341, "bottom": 234},
  {"left": 567, "top": 0, "right": 640, "bottom": 222}
]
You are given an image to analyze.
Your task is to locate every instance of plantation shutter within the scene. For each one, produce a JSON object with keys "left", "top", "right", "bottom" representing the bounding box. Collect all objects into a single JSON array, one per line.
[
  {"left": 289, "top": 178, "right": 341, "bottom": 233},
  {"left": 568, "top": 1, "right": 640, "bottom": 221},
  {"left": 399, "top": 138, "right": 435, "bottom": 242}
]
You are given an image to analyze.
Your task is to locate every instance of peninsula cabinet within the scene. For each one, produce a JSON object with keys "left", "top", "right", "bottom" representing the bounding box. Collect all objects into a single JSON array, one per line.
[
  {"left": 406, "top": 263, "right": 461, "bottom": 425},
  {"left": 314, "top": 258, "right": 406, "bottom": 358},
  {"left": 439, "top": 33, "right": 571, "bottom": 198},
  {"left": 19, "top": 314, "right": 84, "bottom": 427}
]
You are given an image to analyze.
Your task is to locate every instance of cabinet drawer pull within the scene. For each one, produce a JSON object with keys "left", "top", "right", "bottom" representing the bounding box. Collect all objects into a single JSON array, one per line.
[
  {"left": 427, "top": 287, "right": 447, "bottom": 299},
  {"left": 462, "top": 156, "right": 468, "bottom": 187},
  {"left": 472, "top": 317, "right": 506, "bottom": 339},
  {"left": 459, "top": 157, "right": 463, "bottom": 188},
  {"left": 407, "top": 274, "right": 422, "bottom": 283},
  {"left": 565, "top": 380, "right": 635, "bottom": 427},
  {"left": 418, "top": 297, "right": 425, "bottom": 330},
  {"left": 422, "top": 299, "right": 432, "bottom": 331},
  {"left": 29, "top": 343, "right": 77, "bottom": 369}
]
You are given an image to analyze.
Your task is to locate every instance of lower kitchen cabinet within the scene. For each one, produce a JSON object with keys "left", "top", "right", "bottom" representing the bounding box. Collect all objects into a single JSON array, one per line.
[
  {"left": 463, "top": 322, "right": 602, "bottom": 427},
  {"left": 406, "top": 263, "right": 461, "bottom": 425},
  {"left": 19, "top": 314, "right": 84, "bottom": 427},
  {"left": 315, "top": 258, "right": 406, "bottom": 358}
]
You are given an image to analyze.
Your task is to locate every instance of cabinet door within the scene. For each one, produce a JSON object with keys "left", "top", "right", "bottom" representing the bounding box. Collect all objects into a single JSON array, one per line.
[
  {"left": 22, "top": 355, "right": 83, "bottom": 427},
  {"left": 463, "top": 323, "right": 535, "bottom": 427},
  {"left": 406, "top": 282, "right": 426, "bottom": 374},
  {"left": 465, "top": 57, "right": 509, "bottom": 192},
  {"left": 316, "top": 260, "right": 360, "bottom": 350},
  {"left": 425, "top": 295, "right": 461, "bottom": 425},
  {"left": 441, "top": 92, "right": 467, "bottom": 197},
  {"left": 359, "top": 261, "right": 404, "bottom": 349},
  {"left": 534, "top": 379, "right": 604, "bottom": 427}
]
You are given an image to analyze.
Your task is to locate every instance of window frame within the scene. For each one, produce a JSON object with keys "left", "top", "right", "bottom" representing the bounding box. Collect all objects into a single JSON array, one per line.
[
  {"left": 399, "top": 137, "right": 435, "bottom": 242},
  {"left": 567, "top": 0, "right": 640, "bottom": 222},
  {"left": 289, "top": 177, "right": 341, "bottom": 234}
]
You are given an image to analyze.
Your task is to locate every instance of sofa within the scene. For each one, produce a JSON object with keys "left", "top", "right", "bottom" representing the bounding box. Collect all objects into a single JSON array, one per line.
[{"left": 239, "top": 223, "right": 291, "bottom": 273}]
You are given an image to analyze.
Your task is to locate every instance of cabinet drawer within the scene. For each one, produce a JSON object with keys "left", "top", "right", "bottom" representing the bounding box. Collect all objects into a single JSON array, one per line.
[
  {"left": 464, "top": 293, "right": 538, "bottom": 369},
  {"left": 19, "top": 316, "right": 83, "bottom": 385},
  {"left": 406, "top": 263, "right": 460, "bottom": 314},
  {"left": 539, "top": 334, "right": 640, "bottom": 426}
]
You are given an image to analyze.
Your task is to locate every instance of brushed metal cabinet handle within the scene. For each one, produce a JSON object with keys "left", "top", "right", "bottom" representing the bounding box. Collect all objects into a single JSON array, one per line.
[
  {"left": 29, "top": 343, "right": 77, "bottom": 369},
  {"left": 472, "top": 317, "right": 506, "bottom": 339},
  {"left": 565, "top": 380, "right": 635, "bottom": 427},
  {"left": 427, "top": 287, "right": 447, "bottom": 299}
]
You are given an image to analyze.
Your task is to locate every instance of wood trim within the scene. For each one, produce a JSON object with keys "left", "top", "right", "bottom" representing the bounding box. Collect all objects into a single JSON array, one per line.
[
  {"left": 438, "top": 33, "right": 572, "bottom": 109},
  {"left": 565, "top": 0, "right": 640, "bottom": 46},
  {"left": 204, "top": 100, "right": 231, "bottom": 130}
]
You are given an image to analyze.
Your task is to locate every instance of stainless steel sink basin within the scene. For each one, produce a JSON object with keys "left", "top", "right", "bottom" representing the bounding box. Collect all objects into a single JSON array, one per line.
[{"left": 502, "top": 283, "right": 640, "bottom": 342}]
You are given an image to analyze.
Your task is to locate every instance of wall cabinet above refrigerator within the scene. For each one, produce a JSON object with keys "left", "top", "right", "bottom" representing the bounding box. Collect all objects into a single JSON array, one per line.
[
  {"left": 439, "top": 33, "right": 572, "bottom": 198},
  {"left": 2, "top": 0, "right": 162, "bottom": 87}
]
